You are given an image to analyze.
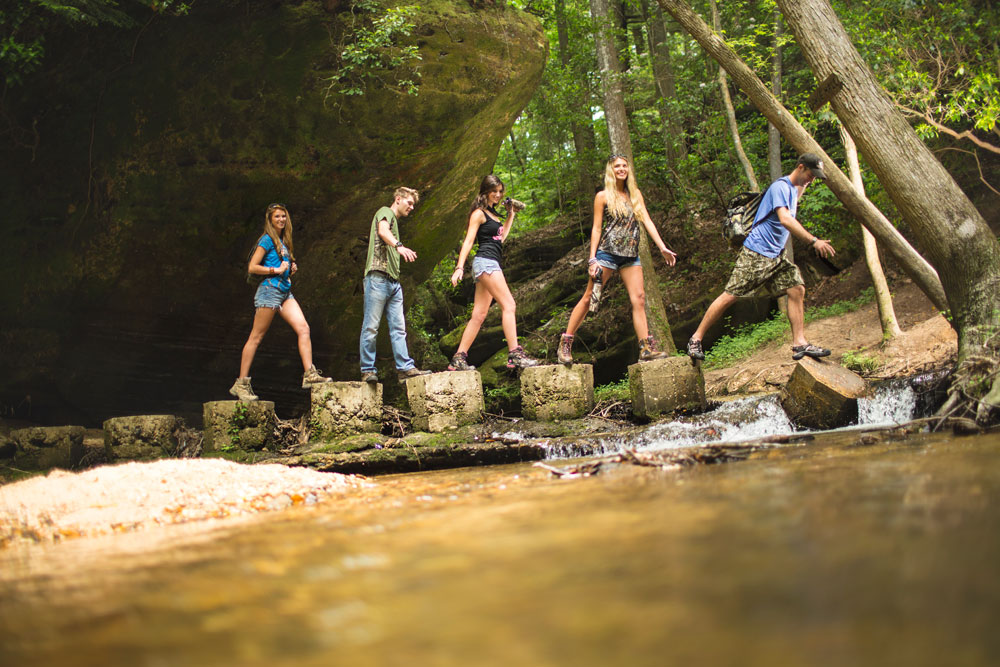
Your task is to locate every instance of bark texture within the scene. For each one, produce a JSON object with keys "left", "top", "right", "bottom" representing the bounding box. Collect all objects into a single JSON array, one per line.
[{"left": 655, "top": 0, "right": 948, "bottom": 313}]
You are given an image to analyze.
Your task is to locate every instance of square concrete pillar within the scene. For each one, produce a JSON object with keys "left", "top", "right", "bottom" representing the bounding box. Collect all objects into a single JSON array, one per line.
[
  {"left": 10, "top": 426, "right": 86, "bottom": 470},
  {"left": 780, "top": 358, "right": 867, "bottom": 429},
  {"left": 405, "top": 371, "right": 484, "bottom": 432},
  {"left": 103, "top": 415, "right": 179, "bottom": 460},
  {"left": 520, "top": 364, "right": 595, "bottom": 421},
  {"left": 311, "top": 382, "right": 383, "bottom": 438},
  {"left": 202, "top": 400, "right": 276, "bottom": 453},
  {"left": 628, "top": 357, "right": 707, "bottom": 418}
]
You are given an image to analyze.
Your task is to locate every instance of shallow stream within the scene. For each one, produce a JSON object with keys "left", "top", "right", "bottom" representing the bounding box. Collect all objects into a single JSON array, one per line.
[{"left": 2, "top": 386, "right": 999, "bottom": 666}]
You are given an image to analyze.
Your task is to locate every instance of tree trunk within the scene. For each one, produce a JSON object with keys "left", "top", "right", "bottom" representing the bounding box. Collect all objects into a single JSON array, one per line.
[
  {"left": 768, "top": 7, "right": 783, "bottom": 182},
  {"left": 642, "top": 0, "right": 686, "bottom": 167},
  {"left": 555, "top": 0, "right": 598, "bottom": 211},
  {"left": 710, "top": 0, "right": 759, "bottom": 191},
  {"left": 776, "top": 0, "right": 1000, "bottom": 368},
  {"left": 591, "top": 0, "right": 675, "bottom": 350},
  {"left": 654, "top": 0, "right": 948, "bottom": 314},
  {"left": 840, "top": 125, "right": 902, "bottom": 340}
]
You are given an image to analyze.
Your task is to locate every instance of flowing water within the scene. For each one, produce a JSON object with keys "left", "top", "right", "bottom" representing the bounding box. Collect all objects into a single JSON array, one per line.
[{"left": 2, "top": 388, "right": 999, "bottom": 666}]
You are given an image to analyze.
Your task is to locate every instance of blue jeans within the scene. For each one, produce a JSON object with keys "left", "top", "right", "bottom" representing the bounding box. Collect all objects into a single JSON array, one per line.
[{"left": 360, "top": 272, "right": 416, "bottom": 373}]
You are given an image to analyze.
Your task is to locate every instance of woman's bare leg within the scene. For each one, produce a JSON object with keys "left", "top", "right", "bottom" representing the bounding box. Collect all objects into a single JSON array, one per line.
[{"left": 239, "top": 307, "right": 278, "bottom": 377}]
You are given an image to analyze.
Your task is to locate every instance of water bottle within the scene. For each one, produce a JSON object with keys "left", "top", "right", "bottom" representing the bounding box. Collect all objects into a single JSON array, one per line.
[{"left": 589, "top": 270, "right": 602, "bottom": 313}]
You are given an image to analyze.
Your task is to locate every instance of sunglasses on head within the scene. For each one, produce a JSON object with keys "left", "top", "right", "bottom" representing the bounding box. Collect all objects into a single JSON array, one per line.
[
  {"left": 267, "top": 203, "right": 286, "bottom": 210},
  {"left": 608, "top": 153, "right": 628, "bottom": 162}
]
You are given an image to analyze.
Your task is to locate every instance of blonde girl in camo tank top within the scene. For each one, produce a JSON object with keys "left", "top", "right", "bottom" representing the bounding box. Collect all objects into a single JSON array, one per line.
[{"left": 556, "top": 154, "right": 679, "bottom": 366}]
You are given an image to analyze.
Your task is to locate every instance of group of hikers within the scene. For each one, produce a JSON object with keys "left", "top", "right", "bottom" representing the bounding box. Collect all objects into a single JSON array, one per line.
[{"left": 228, "top": 152, "right": 835, "bottom": 403}]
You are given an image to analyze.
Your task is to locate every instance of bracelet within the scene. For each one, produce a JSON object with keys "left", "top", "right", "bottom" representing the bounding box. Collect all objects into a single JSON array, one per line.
[
  {"left": 455, "top": 266, "right": 463, "bottom": 272},
  {"left": 587, "top": 257, "right": 598, "bottom": 265},
  {"left": 810, "top": 238, "right": 818, "bottom": 246}
]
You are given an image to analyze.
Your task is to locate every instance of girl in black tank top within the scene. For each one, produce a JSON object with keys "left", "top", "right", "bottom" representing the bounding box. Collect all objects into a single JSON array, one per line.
[{"left": 447, "top": 174, "right": 540, "bottom": 371}]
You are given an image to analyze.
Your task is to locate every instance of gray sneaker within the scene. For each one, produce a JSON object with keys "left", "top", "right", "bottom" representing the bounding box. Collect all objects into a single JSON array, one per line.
[
  {"left": 361, "top": 371, "right": 379, "bottom": 384},
  {"left": 686, "top": 338, "right": 705, "bottom": 361},
  {"left": 398, "top": 367, "right": 432, "bottom": 382},
  {"left": 229, "top": 377, "right": 259, "bottom": 402},
  {"left": 302, "top": 365, "right": 333, "bottom": 388}
]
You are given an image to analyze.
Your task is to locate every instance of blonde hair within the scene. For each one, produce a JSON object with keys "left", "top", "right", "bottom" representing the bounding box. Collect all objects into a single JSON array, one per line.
[
  {"left": 394, "top": 187, "right": 420, "bottom": 204},
  {"left": 264, "top": 204, "right": 294, "bottom": 262},
  {"left": 603, "top": 156, "right": 641, "bottom": 219}
]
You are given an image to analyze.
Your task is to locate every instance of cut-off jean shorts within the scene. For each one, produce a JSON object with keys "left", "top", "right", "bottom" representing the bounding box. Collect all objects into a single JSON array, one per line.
[
  {"left": 594, "top": 249, "right": 641, "bottom": 270},
  {"left": 254, "top": 283, "right": 295, "bottom": 310},
  {"left": 472, "top": 256, "right": 503, "bottom": 282}
]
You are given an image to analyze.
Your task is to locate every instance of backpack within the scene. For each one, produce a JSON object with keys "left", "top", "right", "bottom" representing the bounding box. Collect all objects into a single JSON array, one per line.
[
  {"left": 722, "top": 191, "right": 764, "bottom": 248},
  {"left": 245, "top": 235, "right": 266, "bottom": 286}
]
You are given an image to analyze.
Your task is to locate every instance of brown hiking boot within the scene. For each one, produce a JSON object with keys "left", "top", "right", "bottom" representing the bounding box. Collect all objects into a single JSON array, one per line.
[
  {"left": 557, "top": 333, "right": 574, "bottom": 366},
  {"left": 447, "top": 351, "right": 475, "bottom": 371},
  {"left": 638, "top": 336, "right": 670, "bottom": 362},
  {"left": 302, "top": 365, "right": 333, "bottom": 388},
  {"left": 398, "top": 367, "right": 432, "bottom": 382},
  {"left": 229, "top": 377, "right": 259, "bottom": 402},
  {"left": 507, "top": 346, "right": 540, "bottom": 369}
]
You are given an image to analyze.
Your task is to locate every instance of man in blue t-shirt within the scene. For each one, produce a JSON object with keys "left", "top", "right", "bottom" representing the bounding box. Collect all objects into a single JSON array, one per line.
[{"left": 686, "top": 153, "right": 836, "bottom": 362}]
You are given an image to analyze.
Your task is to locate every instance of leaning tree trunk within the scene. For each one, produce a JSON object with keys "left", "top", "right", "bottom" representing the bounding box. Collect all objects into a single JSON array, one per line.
[
  {"left": 710, "top": 0, "right": 759, "bottom": 191},
  {"left": 768, "top": 7, "right": 783, "bottom": 182},
  {"left": 840, "top": 125, "right": 902, "bottom": 340},
  {"left": 591, "top": 0, "right": 676, "bottom": 351},
  {"left": 777, "top": 0, "right": 1000, "bottom": 417},
  {"left": 654, "top": 0, "right": 948, "bottom": 315}
]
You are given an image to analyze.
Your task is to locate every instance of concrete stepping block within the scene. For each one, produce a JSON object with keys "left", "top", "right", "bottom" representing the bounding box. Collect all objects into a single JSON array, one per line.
[
  {"left": 781, "top": 358, "right": 867, "bottom": 429},
  {"left": 103, "top": 415, "right": 179, "bottom": 460},
  {"left": 405, "top": 371, "right": 484, "bottom": 432},
  {"left": 520, "top": 364, "right": 595, "bottom": 421},
  {"left": 202, "top": 400, "right": 276, "bottom": 453},
  {"left": 628, "top": 357, "right": 707, "bottom": 419},
  {"left": 310, "top": 382, "right": 383, "bottom": 438},
  {"left": 9, "top": 426, "right": 86, "bottom": 470}
]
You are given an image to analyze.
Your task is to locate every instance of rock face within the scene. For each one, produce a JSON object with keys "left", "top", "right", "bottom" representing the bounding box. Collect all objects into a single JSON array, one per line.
[
  {"left": 202, "top": 401, "right": 277, "bottom": 453},
  {"left": 0, "top": 0, "right": 547, "bottom": 425},
  {"left": 780, "top": 358, "right": 867, "bottom": 429},
  {"left": 9, "top": 426, "right": 86, "bottom": 470},
  {"left": 520, "top": 364, "right": 595, "bottom": 421},
  {"left": 103, "top": 415, "right": 180, "bottom": 461},
  {"left": 628, "top": 357, "right": 707, "bottom": 419},
  {"left": 310, "top": 382, "right": 382, "bottom": 438},
  {"left": 405, "top": 371, "right": 484, "bottom": 432}
]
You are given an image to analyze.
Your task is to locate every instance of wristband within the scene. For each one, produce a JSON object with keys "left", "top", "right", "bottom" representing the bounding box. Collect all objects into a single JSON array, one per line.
[
  {"left": 810, "top": 238, "right": 818, "bottom": 246},
  {"left": 587, "top": 257, "right": 598, "bottom": 265},
  {"left": 395, "top": 241, "right": 404, "bottom": 248},
  {"left": 455, "top": 266, "right": 463, "bottom": 272}
]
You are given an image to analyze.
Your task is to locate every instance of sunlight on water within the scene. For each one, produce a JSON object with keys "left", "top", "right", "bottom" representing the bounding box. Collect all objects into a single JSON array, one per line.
[{"left": 858, "top": 382, "right": 918, "bottom": 426}]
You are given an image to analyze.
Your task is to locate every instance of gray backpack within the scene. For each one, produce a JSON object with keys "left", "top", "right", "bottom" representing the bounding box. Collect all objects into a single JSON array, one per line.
[{"left": 722, "top": 191, "right": 764, "bottom": 248}]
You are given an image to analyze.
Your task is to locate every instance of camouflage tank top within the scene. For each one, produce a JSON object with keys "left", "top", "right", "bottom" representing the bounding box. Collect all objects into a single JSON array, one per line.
[{"left": 597, "top": 199, "right": 640, "bottom": 257}]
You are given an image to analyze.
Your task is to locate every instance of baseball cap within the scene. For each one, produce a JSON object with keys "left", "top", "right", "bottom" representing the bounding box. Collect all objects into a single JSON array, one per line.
[{"left": 797, "top": 153, "right": 827, "bottom": 179}]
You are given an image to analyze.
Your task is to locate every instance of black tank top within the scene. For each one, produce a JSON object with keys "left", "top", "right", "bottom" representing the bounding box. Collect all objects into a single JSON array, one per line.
[{"left": 475, "top": 207, "right": 504, "bottom": 263}]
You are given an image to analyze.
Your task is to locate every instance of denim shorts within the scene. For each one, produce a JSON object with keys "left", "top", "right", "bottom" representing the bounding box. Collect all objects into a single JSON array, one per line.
[
  {"left": 254, "top": 283, "right": 294, "bottom": 309},
  {"left": 472, "top": 256, "right": 503, "bottom": 281},
  {"left": 595, "top": 249, "right": 641, "bottom": 270}
]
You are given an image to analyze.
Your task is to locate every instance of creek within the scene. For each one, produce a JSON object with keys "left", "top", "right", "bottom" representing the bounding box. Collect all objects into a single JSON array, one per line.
[{"left": 1, "top": 384, "right": 998, "bottom": 666}]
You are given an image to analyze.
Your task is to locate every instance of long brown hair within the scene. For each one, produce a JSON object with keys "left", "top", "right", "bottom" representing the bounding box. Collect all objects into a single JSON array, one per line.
[
  {"left": 263, "top": 204, "right": 294, "bottom": 261},
  {"left": 469, "top": 174, "right": 504, "bottom": 216}
]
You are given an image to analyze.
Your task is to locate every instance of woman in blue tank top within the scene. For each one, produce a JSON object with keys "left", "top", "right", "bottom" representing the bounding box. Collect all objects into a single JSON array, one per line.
[
  {"left": 229, "top": 204, "right": 331, "bottom": 401},
  {"left": 446, "top": 175, "right": 540, "bottom": 371}
]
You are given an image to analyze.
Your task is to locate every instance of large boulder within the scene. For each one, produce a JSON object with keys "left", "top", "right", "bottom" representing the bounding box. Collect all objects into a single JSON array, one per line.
[
  {"left": 0, "top": 0, "right": 547, "bottom": 425},
  {"left": 780, "top": 358, "right": 867, "bottom": 429}
]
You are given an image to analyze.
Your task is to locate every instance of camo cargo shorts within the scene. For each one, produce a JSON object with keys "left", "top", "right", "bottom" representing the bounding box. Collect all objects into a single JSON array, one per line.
[{"left": 723, "top": 247, "right": 804, "bottom": 297}]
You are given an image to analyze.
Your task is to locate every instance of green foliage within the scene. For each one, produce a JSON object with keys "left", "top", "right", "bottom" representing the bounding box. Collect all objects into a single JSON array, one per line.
[
  {"left": 324, "top": 0, "right": 422, "bottom": 100},
  {"left": 225, "top": 402, "right": 249, "bottom": 451},
  {"left": 841, "top": 350, "right": 881, "bottom": 375},
  {"left": 594, "top": 377, "right": 629, "bottom": 402},
  {"left": 705, "top": 288, "right": 875, "bottom": 369},
  {"left": 1, "top": 0, "right": 189, "bottom": 87}
]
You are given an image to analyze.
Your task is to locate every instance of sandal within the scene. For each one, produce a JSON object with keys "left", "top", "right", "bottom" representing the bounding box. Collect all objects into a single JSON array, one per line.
[{"left": 792, "top": 343, "right": 831, "bottom": 360}]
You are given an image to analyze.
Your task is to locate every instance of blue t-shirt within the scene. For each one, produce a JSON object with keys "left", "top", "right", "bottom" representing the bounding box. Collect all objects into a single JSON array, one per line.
[
  {"left": 258, "top": 234, "right": 291, "bottom": 291},
  {"left": 743, "top": 176, "right": 798, "bottom": 259}
]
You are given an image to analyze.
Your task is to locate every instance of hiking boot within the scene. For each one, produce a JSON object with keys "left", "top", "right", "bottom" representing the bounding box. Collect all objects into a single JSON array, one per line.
[
  {"left": 507, "top": 346, "right": 540, "bottom": 369},
  {"left": 361, "top": 371, "right": 379, "bottom": 384},
  {"left": 686, "top": 337, "right": 705, "bottom": 361},
  {"left": 447, "top": 351, "right": 475, "bottom": 371},
  {"left": 229, "top": 377, "right": 258, "bottom": 402},
  {"left": 302, "top": 365, "right": 333, "bottom": 388},
  {"left": 398, "top": 367, "right": 432, "bottom": 382},
  {"left": 792, "top": 343, "right": 831, "bottom": 360},
  {"left": 557, "top": 333, "right": 574, "bottom": 366},
  {"left": 638, "top": 336, "right": 670, "bottom": 362}
]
